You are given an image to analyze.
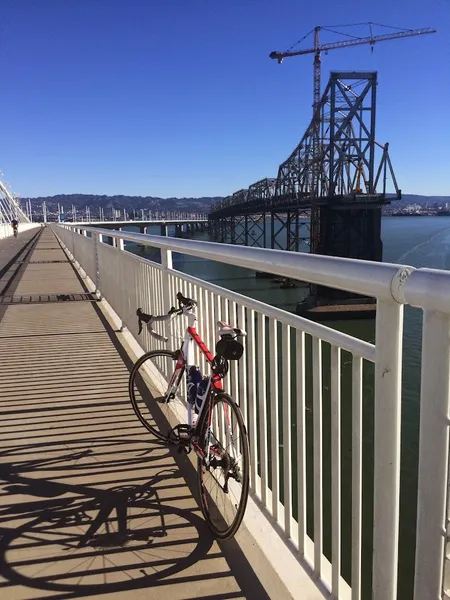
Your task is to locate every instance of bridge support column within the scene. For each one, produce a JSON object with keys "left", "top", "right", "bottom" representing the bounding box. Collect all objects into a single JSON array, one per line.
[
  {"left": 160, "top": 224, "right": 168, "bottom": 237},
  {"left": 117, "top": 228, "right": 125, "bottom": 251},
  {"left": 314, "top": 206, "right": 382, "bottom": 301}
]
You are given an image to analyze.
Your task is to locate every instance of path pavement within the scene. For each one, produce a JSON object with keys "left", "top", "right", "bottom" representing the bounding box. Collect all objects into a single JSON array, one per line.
[{"left": 0, "top": 227, "right": 293, "bottom": 600}]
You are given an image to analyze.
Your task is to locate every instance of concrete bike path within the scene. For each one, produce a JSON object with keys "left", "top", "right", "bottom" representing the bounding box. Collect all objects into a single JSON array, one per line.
[{"left": 0, "top": 227, "right": 294, "bottom": 600}]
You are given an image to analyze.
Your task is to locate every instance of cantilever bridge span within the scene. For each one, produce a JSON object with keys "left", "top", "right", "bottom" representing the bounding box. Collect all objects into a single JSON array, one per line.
[{"left": 209, "top": 72, "right": 401, "bottom": 297}]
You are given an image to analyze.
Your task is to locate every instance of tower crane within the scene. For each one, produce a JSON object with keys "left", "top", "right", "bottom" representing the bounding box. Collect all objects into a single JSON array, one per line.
[
  {"left": 270, "top": 24, "right": 436, "bottom": 120},
  {"left": 269, "top": 24, "right": 436, "bottom": 197}
]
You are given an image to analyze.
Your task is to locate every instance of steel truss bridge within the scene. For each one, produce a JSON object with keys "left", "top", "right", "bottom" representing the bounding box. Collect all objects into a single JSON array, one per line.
[{"left": 209, "top": 72, "right": 400, "bottom": 286}]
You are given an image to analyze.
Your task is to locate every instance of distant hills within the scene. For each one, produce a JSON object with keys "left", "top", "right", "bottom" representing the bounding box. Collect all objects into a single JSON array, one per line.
[
  {"left": 21, "top": 192, "right": 450, "bottom": 217},
  {"left": 24, "top": 194, "right": 220, "bottom": 215}
]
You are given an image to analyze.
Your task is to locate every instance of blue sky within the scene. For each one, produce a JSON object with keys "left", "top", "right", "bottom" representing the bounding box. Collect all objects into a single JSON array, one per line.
[{"left": 1, "top": 0, "right": 448, "bottom": 198}]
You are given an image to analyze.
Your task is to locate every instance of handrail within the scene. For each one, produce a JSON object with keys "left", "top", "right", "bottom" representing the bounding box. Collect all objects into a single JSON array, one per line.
[
  {"left": 55, "top": 223, "right": 450, "bottom": 600},
  {"left": 60, "top": 224, "right": 423, "bottom": 305}
]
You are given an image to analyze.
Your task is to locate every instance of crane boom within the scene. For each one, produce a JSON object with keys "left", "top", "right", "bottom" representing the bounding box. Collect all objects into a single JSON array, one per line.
[{"left": 269, "top": 27, "right": 436, "bottom": 62}]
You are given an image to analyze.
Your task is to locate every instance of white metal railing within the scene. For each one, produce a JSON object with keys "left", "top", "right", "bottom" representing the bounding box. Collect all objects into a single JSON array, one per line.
[{"left": 54, "top": 224, "right": 450, "bottom": 600}]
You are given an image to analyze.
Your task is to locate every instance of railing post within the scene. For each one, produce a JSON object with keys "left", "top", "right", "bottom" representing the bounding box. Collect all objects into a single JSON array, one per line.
[
  {"left": 118, "top": 228, "right": 125, "bottom": 250},
  {"left": 70, "top": 227, "right": 75, "bottom": 261},
  {"left": 413, "top": 309, "right": 450, "bottom": 600},
  {"left": 161, "top": 248, "right": 173, "bottom": 312},
  {"left": 93, "top": 232, "right": 101, "bottom": 297},
  {"left": 372, "top": 299, "right": 403, "bottom": 600}
]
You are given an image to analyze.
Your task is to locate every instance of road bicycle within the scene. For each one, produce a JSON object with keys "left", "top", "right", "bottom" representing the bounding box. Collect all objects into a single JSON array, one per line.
[{"left": 128, "top": 291, "right": 250, "bottom": 539}]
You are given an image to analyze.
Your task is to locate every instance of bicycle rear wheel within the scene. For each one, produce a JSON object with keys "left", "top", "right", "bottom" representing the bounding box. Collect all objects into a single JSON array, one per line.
[
  {"left": 197, "top": 392, "right": 249, "bottom": 539},
  {"left": 129, "top": 350, "right": 184, "bottom": 441}
]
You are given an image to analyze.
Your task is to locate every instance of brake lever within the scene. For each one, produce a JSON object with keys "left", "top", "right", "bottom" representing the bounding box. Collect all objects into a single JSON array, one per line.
[{"left": 136, "top": 308, "right": 151, "bottom": 335}]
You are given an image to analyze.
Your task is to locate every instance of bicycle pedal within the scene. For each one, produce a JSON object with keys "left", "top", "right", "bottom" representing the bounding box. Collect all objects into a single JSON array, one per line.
[{"left": 168, "top": 424, "right": 192, "bottom": 445}]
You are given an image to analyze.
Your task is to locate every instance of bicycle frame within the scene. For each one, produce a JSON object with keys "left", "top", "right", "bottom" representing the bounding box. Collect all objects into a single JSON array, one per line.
[{"left": 164, "top": 306, "right": 223, "bottom": 430}]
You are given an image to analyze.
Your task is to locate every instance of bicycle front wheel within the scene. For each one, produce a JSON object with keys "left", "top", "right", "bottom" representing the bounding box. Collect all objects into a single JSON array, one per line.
[
  {"left": 197, "top": 392, "right": 250, "bottom": 539},
  {"left": 129, "top": 350, "right": 184, "bottom": 441}
]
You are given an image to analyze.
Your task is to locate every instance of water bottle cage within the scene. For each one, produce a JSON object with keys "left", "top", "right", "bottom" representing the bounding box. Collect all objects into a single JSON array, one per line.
[
  {"left": 187, "top": 382, "right": 197, "bottom": 405},
  {"left": 211, "top": 355, "right": 229, "bottom": 377}
]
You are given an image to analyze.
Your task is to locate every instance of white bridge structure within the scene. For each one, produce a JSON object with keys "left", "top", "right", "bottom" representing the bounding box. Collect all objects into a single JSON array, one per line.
[
  {"left": 71, "top": 218, "right": 209, "bottom": 237},
  {"left": 0, "top": 178, "right": 33, "bottom": 239},
  {"left": 56, "top": 223, "right": 450, "bottom": 600}
]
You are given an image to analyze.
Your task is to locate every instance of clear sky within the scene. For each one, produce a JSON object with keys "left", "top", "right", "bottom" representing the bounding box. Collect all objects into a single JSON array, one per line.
[{"left": 1, "top": 0, "right": 449, "bottom": 198}]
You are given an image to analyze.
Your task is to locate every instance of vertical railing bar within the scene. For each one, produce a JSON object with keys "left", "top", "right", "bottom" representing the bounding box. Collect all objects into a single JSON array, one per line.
[
  {"left": 247, "top": 309, "right": 258, "bottom": 492},
  {"left": 297, "top": 330, "right": 306, "bottom": 555},
  {"left": 144, "top": 262, "right": 151, "bottom": 344},
  {"left": 313, "top": 336, "right": 323, "bottom": 575},
  {"left": 282, "top": 323, "right": 292, "bottom": 537},
  {"left": 373, "top": 300, "right": 403, "bottom": 600},
  {"left": 270, "top": 317, "right": 279, "bottom": 521},
  {"left": 238, "top": 304, "right": 248, "bottom": 425},
  {"left": 155, "top": 269, "right": 162, "bottom": 342},
  {"left": 230, "top": 301, "right": 239, "bottom": 402},
  {"left": 352, "top": 355, "right": 363, "bottom": 600},
  {"left": 132, "top": 254, "right": 138, "bottom": 337},
  {"left": 257, "top": 312, "right": 268, "bottom": 506},
  {"left": 331, "top": 345, "right": 342, "bottom": 598},
  {"left": 199, "top": 286, "right": 208, "bottom": 374},
  {"left": 414, "top": 309, "right": 450, "bottom": 600},
  {"left": 215, "top": 290, "right": 222, "bottom": 326},
  {"left": 221, "top": 295, "right": 228, "bottom": 326},
  {"left": 168, "top": 271, "right": 175, "bottom": 347},
  {"left": 208, "top": 289, "right": 215, "bottom": 359}
]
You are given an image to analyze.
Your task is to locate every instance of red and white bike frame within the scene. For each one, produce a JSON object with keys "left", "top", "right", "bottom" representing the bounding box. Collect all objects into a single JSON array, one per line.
[{"left": 163, "top": 306, "right": 224, "bottom": 430}]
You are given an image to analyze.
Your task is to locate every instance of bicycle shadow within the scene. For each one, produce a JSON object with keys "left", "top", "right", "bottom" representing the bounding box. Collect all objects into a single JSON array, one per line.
[{"left": 0, "top": 450, "right": 215, "bottom": 596}]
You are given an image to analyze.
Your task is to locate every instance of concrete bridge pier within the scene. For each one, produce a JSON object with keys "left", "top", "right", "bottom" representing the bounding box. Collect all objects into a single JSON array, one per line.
[{"left": 160, "top": 224, "right": 168, "bottom": 236}]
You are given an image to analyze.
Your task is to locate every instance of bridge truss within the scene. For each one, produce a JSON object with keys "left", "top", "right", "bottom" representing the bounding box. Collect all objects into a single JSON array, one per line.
[{"left": 209, "top": 71, "right": 400, "bottom": 259}]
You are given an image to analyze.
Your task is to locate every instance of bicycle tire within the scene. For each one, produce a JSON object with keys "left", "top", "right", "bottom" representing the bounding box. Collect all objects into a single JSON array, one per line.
[
  {"left": 197, "top": 392, "right": 250, "bottom": 539},
  {"left": 129, "top": 350, "right": 184, "bottom": 441}
]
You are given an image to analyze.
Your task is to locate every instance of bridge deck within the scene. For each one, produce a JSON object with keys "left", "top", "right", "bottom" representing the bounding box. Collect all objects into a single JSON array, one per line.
[{"left": 0, "top": 228, "right": 293, "bottom": 599}]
